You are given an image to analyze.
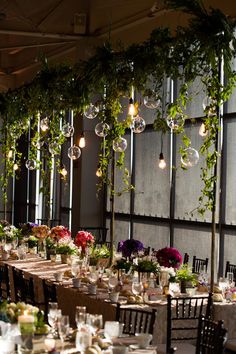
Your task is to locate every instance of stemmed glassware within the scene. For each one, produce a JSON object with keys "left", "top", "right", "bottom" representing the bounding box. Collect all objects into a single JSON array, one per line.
[
  {"left": 57, "top": 315, "right": 70, "bottom": 348},
  {"left": 75, "top": 306, "right": 86, "bottom": 329},
  {"left": 227, "top": 272, "right": 234, "bottom": 288},
  {"left": 132, "top": 281, "right": 144, "bottom": 296},
  {"left": 108, "top": 273, "right": 118, "bottom": 292},
  {"left": 87, "top": 314, "right": 103, "bottom": 335},
  {"left": 48, "top": 302, "right": 62, "bottom": 337}
]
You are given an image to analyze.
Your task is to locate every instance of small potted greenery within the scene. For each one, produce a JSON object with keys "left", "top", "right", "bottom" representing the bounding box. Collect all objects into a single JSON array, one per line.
[
  {"left": 27, "top": 236, "right": 39, "bottom": 253},
  {"left": 56, "top": 237, "right": 78, "bottom": 263},
  {"left": 89, "top": 244, "right": 110, "bottom": 267},
  {"left": 175, "top": 265, "right": 198, "bottom": 293},
  {"left": 134, "top": 259, "right": 160, "bottom": 281}
]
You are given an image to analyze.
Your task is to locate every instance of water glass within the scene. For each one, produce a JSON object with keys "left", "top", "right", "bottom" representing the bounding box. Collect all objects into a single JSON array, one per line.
[
  {"left": 108, "top": 274, "right": 118, "bottom": 291},
  {"left": 227, "top": 272, "right": 234, "bottom": 287},
  {"left": 76, "top": 330, "right": 92, "bottom": 353},
  {"left": 132, "top": 281, "right": 143, "bottom": 295},
  {"left": 58, "top": 315, "right": 70, "bottom": 346},
  {"left": 75, "top": 306, "right": 86, "bottom": 329},
  {"left": 104, "top": 321, "right": 120, "bottom": 339},
  {"left": 87, "top": 314, "right": 103, "bottom": 334}
]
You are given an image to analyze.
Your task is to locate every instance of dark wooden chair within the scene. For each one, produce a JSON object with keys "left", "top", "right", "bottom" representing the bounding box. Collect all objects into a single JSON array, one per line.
[
  {"left": 0, "top": 263, "right": 10, "bottom": 300},
  {"left": 196, "top": 315, "right": 227, "bottom": 354},
  {"left": 156, "top": 293, "right": 213, "bottom": 354},
  {"left": 12, "top": 267, "right": 35, "bottom": 305},
  {"left": 192, "top": 256, "right": 209, "bottom": 274},
  {"left": 225, "top": 261, "right": 236, "bottom": 282},
  {"left": 42, "top": 279, "right": 57, "bottom": 317},
  {"left": 183, "top": 253, "right": 189, "bottom": 264},
  {"left": 115, "top": 303, "right": 156, "bottom": 335}
]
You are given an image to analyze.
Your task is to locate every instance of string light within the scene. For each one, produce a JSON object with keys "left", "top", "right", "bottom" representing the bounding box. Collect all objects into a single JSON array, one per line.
[
  {"left": 13, "top": 163, "right": 19, "bottom": 171},
  {"left": 60, "top": 167, "right": 68, "bottom": 177},
  {"left": 158, "top": 152, "right": 166, "bottom": 169},
  {"left": 96, "top": 168, "right": 102, "bottom": 177},
  {"left": 78, "top": 132, "right": 86, "bottom": 148},
  {"left": 7, "top": 150, "right": 13, "bottom": 158}
]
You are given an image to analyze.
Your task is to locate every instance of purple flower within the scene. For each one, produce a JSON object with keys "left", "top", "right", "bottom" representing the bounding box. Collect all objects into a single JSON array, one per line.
[
  {"left": 118, "top": 239, "right": 144, "bottom": 258},
  {"left": 156, "top": 247, "right": 182, "bottom": 269}
]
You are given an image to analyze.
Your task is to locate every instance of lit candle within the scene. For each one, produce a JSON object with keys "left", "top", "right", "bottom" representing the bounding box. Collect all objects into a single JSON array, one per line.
[
  {"left": 18, "top": 311, "right": 35, "bottom": 335},
  {"left": 44, "top": 338, "right": 56, "bottom": 352}
]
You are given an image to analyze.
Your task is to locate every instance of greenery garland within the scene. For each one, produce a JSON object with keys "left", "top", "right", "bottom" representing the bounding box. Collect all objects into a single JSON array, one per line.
[{"left": 0, "top": 0, "right": 236, "bottom": 216}]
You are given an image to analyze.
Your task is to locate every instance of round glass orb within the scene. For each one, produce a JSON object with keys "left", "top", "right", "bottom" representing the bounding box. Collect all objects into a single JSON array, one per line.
[
  {"left": 40, "top": 117, "right": 49, "bottom": 131},
  {"left": 130, "top": 115, "right": 146, "bottom": 133},
  {"left": 62, "top": 123, "right": 74, "bottom": 137},
  {"left": 166, "top": 113, "right": 185, "bottom": 130},
  {"left": 95, "top": 122, "right": 109, "bottom": 137},
  {"left": 68, "top": 145, "right": 81, "bottom": 160},
  {"left": 84, "top": 103, "right": 99, "bottom": 119},
  {"left": 143, "top": 92, "right": 161, "bottom": 109},
  {"left": 25, "top": 159, "right": 36, "bottom": 170},
  {"left": 113, "top": 137, "right": 127, "bottom": 152},
  {"left": 181, "top": 147, "right": 199, "bottom": 167},
  {"left": 49, "top": 142, "right": 61, "bottom": 155}
]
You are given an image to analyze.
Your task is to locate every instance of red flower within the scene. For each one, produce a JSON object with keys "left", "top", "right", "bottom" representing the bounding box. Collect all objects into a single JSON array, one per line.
[
  {"left": 50, "top": 226, "right": 71, "bottom": 241},
  {"left": 74, "top": 231, "right": 94, "bottom": 252},
  {"left": 155, "top": 247, "right": 182, "bottom": 269}
]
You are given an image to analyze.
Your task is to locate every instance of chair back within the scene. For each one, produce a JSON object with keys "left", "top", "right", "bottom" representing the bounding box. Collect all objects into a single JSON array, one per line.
[
  {"left": 196, "top": 315, "right": 227, "bottom": 354},
  {"left": 166, "top": 293, "right": 212, "bottom": 353},
  {"left": 183, "top": 253, "right": 189, "bottom": 265},
  {"left": 0, "top": 264, "right": 10, "bottom": 300},
  {"left": 43, "top": 279, "right": 57, "bottom": 316},
  {"left": 12, "top": 267, "right": 35, "bottom": 304},
  {"left": 116, "top": 303, "right": 156, "bottom": 335},
  {"left": 192, "top": 256, "right": 208, "bottom": 274},
  {"left": 225, "top": 261, "right": 236, "bottom": 282}
]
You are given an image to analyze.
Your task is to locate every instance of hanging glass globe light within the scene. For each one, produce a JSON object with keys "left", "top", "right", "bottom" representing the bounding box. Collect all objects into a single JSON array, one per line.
[
  {"left": 68, "top": 145, "right": 81, "bottom": 160},
  {"left": 181, "top": 147, "right": 199, "bottom": 167},
  {"left": 49, "top": 142, "right": 61, "bottom": 155},
  {"left": 95, "top": 122, "right": 109, "bottom": 137},
  {"left": 166, "top": 113, "right": 185, "bottom": 130},
  {"left": 62, "top": 123, "right": 74, "bottom": 137},
  {"left": 130, "top": 115, "right": 146, "bottom": 133},
  {"left": 143, "top": 92, "right": 161, "bottom": 109},
  {"left": 25, "top": 159, "right": 37, "bottom": 170},
  {"left": 113, "top": 137, "right": 127, "bottom": 152},
  {"left": 84, "top": 103, "right": 99, "bottom": 119},
  {"left": 40, "top": 117, "right": 49, "bottom": 132}
]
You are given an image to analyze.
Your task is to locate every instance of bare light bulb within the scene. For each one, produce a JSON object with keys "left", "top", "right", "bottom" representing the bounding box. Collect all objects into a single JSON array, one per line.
[
  {"left": 79, "top": 133, "right": 86, "bottom": 148},
  {"left": 199, "top": 123, "right": 208, "bottom": 137},
  {"left": 96, "top": 168, "right": 102, "bottom": 177},
  {"left": 7, "top": 150, "right": 13, "bottom": 159},
  {"left": 128, "top": 98, "right": 136, "bottom": 116},
  {"left": 13, "top": 163, "right": 19, "bottom": 171},
  {"left": 158, "top": 152, "right": 166, "bottom": 169},
  {"left": 60, "top": 167, "right": 68, "bottom": 177}
]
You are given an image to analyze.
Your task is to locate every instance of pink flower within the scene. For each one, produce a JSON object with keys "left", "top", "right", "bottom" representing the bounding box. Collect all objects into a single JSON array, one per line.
[
  {"left": 74, "top": 231, "right": 94, "bottom": 252},
  {"left": 50, "top": 226, "right": 71, "bottom": 241}
]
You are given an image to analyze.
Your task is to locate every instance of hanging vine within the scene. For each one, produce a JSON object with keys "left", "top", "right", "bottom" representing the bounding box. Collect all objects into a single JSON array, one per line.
[{"left": 0, "top": 0, "right": 235, "bottom": 215}]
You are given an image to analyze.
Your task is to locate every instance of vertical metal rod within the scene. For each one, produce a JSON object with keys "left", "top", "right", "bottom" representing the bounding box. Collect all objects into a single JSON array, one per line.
[
  {"left": 69, "top": 110, "right": 74, "bottom": 231},
  {"left": 129, "top": 86, "right": 134, "bottom": 239},
  {"left": 110, "top": 149, "right": 115, "bottom": 264}
]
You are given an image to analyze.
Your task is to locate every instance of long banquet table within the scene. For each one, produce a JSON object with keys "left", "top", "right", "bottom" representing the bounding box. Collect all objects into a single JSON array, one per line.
[{"left": 2, "top": 255, "right": 236, "bottom": 345}]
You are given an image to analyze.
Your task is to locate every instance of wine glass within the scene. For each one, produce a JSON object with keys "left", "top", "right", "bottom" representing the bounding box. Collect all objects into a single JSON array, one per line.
[
  {"left": 108, "top": 274, "right": 118, "bottom": 292},
  {"left": 87, "top": 314, "right": 103, "bottom": 334},
  {"left": 227, "top": 272, "right": 234, "bottom": 287},
  {"left": 71, "top": 263, "right": 80, "bottom": 278},
  {"left": 132, "top": 281, "right": 144, "bottom": 295},
  {"left": 58, "top": 315, "right": 70, "bottom": 348},
  {"left": 48, "top": 303, "right": 61, "bottom": 337},
  {"left": 75, "top": 306, "right": 86, "bottom": 329}
]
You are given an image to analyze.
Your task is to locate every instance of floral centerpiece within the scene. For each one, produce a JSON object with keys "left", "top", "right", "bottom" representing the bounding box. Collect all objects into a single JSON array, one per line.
[
  {"left": 0, "top": 221, "right": 19, "bottom": 244},
  {"left": 118, "top": 239, "right": 144, "bottom": 260},
  {"left": 50, "top": 225, "right": 71, "bottom": 241},
  {"left": 32, "top": 225, "right": 50, "bottom": 240},
  {"left": 56, "top": 236, "right": 78, "bottom": 255},
  {"left": 155, "top": 247, "right": 182, "bottom": 269},
  {"left": 89, "top": 244, "right": 110, "bottom": 267},
  {"left": 175, "top": 264, "right": 197, "bottom": 293},
  {"left": 134, "top": 258, "right": 160, "bottom": 275},
  {"left": 74, "top": 231, "right": 95, "bottom": 257}
]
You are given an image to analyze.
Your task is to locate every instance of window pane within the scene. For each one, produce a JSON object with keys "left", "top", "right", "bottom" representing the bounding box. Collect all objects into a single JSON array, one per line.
[
  {"left": 106, "top": 218, "right": 130, "bottom": 247},
  {"left": 225, "top": 117, "right": 236, "bottom": 224},
  {"left": 133, "top": 222, "right": 170, "bottom": 250},
  {"left": 224, "top": 231, "right": 236, "bottom": 272},
  {"left": 174, "top": 225, "right": 219, "bottom": 279},
  {"left": 175, "top": 122, "right": 214, "bottom": 222},
  {"left": 185, "top": 77, "right": 206, "bottom": 118},
  {"left": 134, "top": 130, "right": 170, "bottom": 217}
]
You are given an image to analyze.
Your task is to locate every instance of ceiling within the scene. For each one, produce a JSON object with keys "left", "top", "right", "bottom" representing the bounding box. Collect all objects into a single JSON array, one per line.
[{"left": 0, "top": 0, "right": 236, "bottom": 91}]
